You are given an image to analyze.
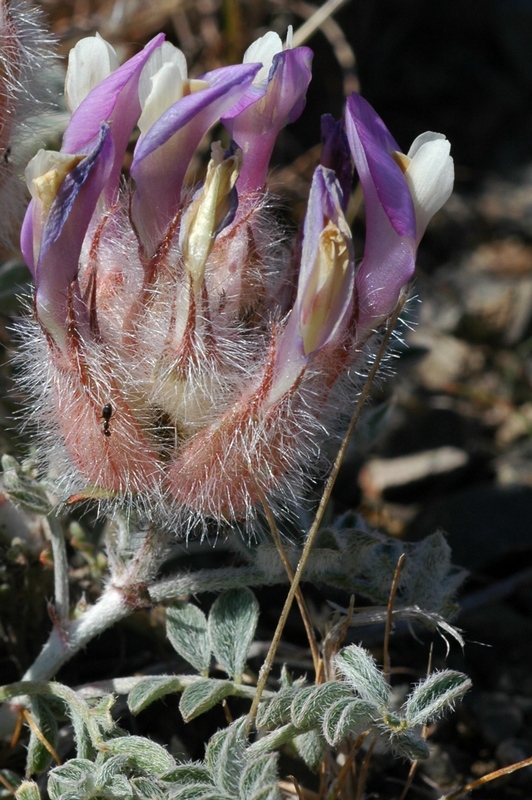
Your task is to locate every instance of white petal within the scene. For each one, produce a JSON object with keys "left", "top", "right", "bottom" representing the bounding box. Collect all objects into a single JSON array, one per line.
[
  {"left": 404, "top": 134, "right": 454, "bottom": 240},
  {"left": 406, "top": 131, "right": 447, "bottom": 159},
  {"left": 25, "top": 149, "right": 84, "bottom": 252},
  {"left": 138, "top": 62, "right": 185, "bottom": 135},
  {"left": 64, "top": 33, "right": 119, "bottom": 115},
  {"left": 243, "top": 30, "right": 282, "bottom": 85},
  {"left": 25, "top": 149, "right": 81, "bottom": 197},
  {"left": 285, "top": 26, "right": 294, "bottom": 49},
  {"left": 138, "top": 41, "right": 187, "bottom": 109}
]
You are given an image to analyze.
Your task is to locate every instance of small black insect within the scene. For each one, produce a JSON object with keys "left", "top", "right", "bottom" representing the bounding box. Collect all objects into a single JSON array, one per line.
[
  {"left": 101, "top": 403, "right": 113, "bottom": 437},
  {"left": 3, "top": 146, "right": 11, "bottom": 165}
]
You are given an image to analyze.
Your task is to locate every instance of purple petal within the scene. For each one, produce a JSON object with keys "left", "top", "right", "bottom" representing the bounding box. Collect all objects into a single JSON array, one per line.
[
  {"left": 354, "top": 193, "right": 417, "bottom": 331},
  {"left": 33, "top": 124, "right": 115, "bottom": 341},
  {"left": 320, "top": 114, "right": 352, "bottom": 210},
  {"left": 212, "top": 142, "right": 240, "bottom": 238},
  {"left": 345, "top": 93, "right": 415, "bottom": 239},
  {"left": 222, "top": 47, "right": 313, "bottom": 193},
  {"left": 270, "top": 166, "right": 353, "bottom": 400},
  {"left": 62, "top": 34, "right": 165, "bottom": 202},
  {"left": 345, "top": 93, "right": 417, "bottom": 329},
  {"left": 130, "top": 63, "right": 260, "bottom": 247},
  {"left": 295, "top": 166, "right": 354, "bottom": 350}
]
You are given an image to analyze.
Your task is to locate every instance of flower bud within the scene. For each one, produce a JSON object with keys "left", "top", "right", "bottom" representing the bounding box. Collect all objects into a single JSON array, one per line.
[{"left": 345, "top": 93, "right": 454, "bottom": 333}]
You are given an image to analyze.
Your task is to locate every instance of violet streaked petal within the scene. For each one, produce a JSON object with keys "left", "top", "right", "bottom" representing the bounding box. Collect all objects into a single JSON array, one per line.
[
  {"left": 346, "top": 93, "right": 417, "bottom": 330},
  {"left": 25, "top": 149, "right": 87, "bottom": 271},
  {"left": 32, "top": 124, "right": 115, "bottom": 344},
  {"left": 346, "top": 93, "right": 415, "bottom": 240},
  {"left": 222, "top": 47, "right": 313, "bottom": 193},
  {"left": 62, "top": 33, "right": 165, "bottom": 202},
  {"left": 269, "top": 166, "right": 354, "bottom": 403},
  {"left": 295, "top": 166, "right": 354, "bottom": 354},
  {"left": 320, "top": 114, "right": 353, "bottom": 210},
  {"left": 130, "top": 62, "right": 260, "bottom": 248}
]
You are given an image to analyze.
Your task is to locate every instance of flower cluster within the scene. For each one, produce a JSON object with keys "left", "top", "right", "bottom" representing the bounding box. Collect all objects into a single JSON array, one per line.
[{"left": 18, "top": 30, "right": 453, "bottom": 535}]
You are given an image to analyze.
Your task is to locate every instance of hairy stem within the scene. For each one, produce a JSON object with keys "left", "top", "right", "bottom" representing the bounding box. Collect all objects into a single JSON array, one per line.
[{"left": 44, "top": 514, "right": 70, "bottom": 625}]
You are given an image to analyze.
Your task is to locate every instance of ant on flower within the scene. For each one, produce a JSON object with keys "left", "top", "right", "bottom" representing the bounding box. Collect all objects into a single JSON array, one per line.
[{"left": 101, "top": 403, "right": 113, "bottom": 437}]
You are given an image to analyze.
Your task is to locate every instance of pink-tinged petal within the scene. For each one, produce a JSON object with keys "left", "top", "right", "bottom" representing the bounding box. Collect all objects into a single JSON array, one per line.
[
  {"left": 354, "top": 192, "right": 416, "bottom": 332},
  {"left": 222, "top": 47, "right": 313, "bottom": 193},
  {"left": 269, "top": 166, "right": 354, "bottom": 403},
  {"left": 32, "top": 124, "right": 115, "bottom": 344},
  {"left": 346, "top": 93, "right": 415, "bottom": 240},
  {"left": 130, "top": 63, "right": 260, "bottom": 248},
  {"left": 345, "top": 94, "right": 417, "bottom": 330},
  {"left": 61, "top": 34, "right": 165, "bottom": 203}
]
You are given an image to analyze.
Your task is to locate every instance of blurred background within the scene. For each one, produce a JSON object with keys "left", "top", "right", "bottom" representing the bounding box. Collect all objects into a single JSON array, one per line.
[{"left": 2, "top": 0, "right": 532, "bottom": 795}]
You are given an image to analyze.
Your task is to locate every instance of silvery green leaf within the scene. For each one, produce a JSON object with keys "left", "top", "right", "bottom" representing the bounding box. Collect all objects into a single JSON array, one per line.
[
  {"left": 128, "top": 676, "right": 185, "bottom": 715},
  {"left": 169, "top": 787, "right": 223, "bottom": 800},
  {"left": 1, "top": 455, "right": 51, "bottom": 515},
  {"left": 405, "top": 670, "right": 471, "bottom": 727},
  {"left": 240, "top": 753, "right": 280, "bottom": 800},
  {"left": 389, "top": 729, "right": 430, "bottom": 760},
  {"left": 292, "top": 729, "right": 326, "bottom": 772},
  {"left": 400, "top": 532, "right": 467, "bottom": 614},
  {"left": 247, "top": 723, "right": 299, "bottom": 756},
  {"left": 93, "top": 754, "right": 128, "bottom": 786},
  {"left": 89, "top": 694, "right": 116, "bottom": 733},
  {"left": 161, "top": 762, "right": 216, "bottom": 800},
  {"left": 290, "top": 682, "right": 354, "bottom": 729},
  {"left": 256, "top": 688, "right": 297, "bottom": 728},
  {"left": 130, "top": 776, "right": 167, "bottom": 800},
  {"left": 102, "top": 736, "right": 176, "bottom": 774},
  {"left": 14, "top": 782, "right": 39, "bottom": 800},
  {"left": 208, "top": 589, "right": 259, "bottom": 681},
  {"left": 278, "top": 665, "right": 306, "bottom": 691},
  {"left": 47, "top": 759, "right": 95, "bottom": 800},
  {"left": 26, "top": 697, "right": 58, "bottom": 774},
  {"left": 166, "top": 602, "right": 211, "bottom": 674},
  {"left": 205, "top": 719, "right": 247, "bottom": 795},
  {"left": 335, "top": 645, "right": 389, "bottom": 708},
  {"left": 179, "top": 679, "right": 234, "bottom": 722},
  {"left": 44, "top": 688, "right": 94, "bottom": 760},
  {"left": 162, "top": 763, "right": 212, "bottom": 784},
  {"left": 323, "top": 699, "right": 376, "bottom": 747},
  {"left": 102, "top": 773, "right": 131, "bottom": 798}
]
